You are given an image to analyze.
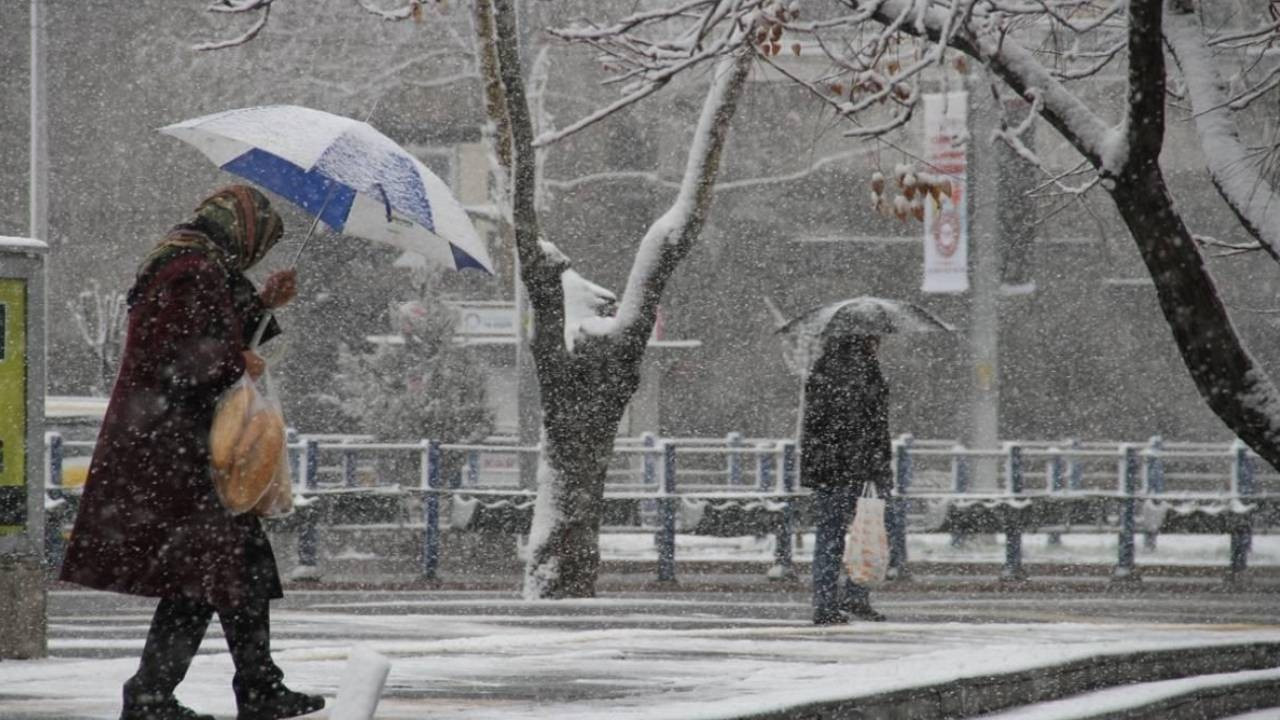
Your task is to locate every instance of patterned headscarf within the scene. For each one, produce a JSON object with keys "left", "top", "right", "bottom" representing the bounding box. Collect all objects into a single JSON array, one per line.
[{"left": 131, "top": 185, "right": 284, "bottom": 305}]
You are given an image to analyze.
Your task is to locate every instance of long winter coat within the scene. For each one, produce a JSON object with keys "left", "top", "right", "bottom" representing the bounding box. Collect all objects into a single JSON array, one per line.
[
  {"left": 61, "top": 194, "right": 284, "bottom": 609},
  {"left": 799, "top": 337, "right": 892, "bottom": 495}
]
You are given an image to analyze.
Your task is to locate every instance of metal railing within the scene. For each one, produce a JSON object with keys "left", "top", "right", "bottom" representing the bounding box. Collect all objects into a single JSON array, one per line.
[{"left": 43, "top": 431, "right": 1275, "bottom": 583}]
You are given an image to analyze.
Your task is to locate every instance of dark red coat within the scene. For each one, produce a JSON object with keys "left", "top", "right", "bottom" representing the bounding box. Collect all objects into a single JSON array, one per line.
[{"left": 61, "top": 251, "right": 283, "bottom": 609}]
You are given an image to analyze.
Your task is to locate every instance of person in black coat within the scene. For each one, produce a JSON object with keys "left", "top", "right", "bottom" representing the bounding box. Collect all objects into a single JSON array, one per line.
[{"left": 800, "top": 333, "right": 891, "bottom": 625}]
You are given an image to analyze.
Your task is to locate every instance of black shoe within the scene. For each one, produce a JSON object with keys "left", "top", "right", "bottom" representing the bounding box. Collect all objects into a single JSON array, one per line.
[
  {"left": 841, "top": 583, "right": 887, "bottom": 622},
  {"left": 120, "top": 693, "right": 215, "bottom": 720},
  {"left": 813, "top": 607, "right": 851, "bottom": 626},
  {"left": 845, "top": 604, "right": 887, "bottom": 622},
  {"left": 235, "top": 680, "right": 325, "bottom": 720}
]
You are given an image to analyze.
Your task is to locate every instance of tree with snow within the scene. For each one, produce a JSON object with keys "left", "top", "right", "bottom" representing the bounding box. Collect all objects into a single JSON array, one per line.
[
  {"left": 335, "top": 270, "right": 493, "bottom": 450},
  {"left": 552, "top": 0, "right": 1280, "bottom": 474},
  {"left": 198, "top": 0, "right": 1280, "bottom": 595},
  {"left": 198, "top": 0, "right": 755, "bottom": 597}
]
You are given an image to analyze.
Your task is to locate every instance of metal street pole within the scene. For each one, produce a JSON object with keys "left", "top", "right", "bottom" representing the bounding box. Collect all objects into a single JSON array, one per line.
[
  {"left": 962, "top": 76, "right": 1001, "bottom": 490},
  {"left": 29, "top": 0, "right": 48, "bottom": 243}
]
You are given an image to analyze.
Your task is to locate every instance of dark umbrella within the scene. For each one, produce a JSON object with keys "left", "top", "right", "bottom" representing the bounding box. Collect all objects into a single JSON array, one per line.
[
  {"left": 776, "top": 296, "right": 953, "bottom": 375},
  {"left": 775, "top": 296, "right": 953, "bottom": 439}
]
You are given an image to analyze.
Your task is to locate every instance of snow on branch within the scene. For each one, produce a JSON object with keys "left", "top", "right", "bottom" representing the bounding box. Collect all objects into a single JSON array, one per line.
[
  {"left": 613, "top": 49, "right": 753, "bottom": 355},
  {"left": 853, "top": 0, "right": 1113, "bottom": 166},
  {"left": 1167, "top": 5, "right": 1280, "bottom": 263},
  {"left": 193, "top": 0, "right": 271, "bottom": 51},
  {"left": 537, "top": 0, "right": 755, "bottom": 147},
  {"left": 353, "top": 0, "right": 422, "bottom": 21},
  {"left": 207, "top": 0, "right": 272, "bottom": 12}
]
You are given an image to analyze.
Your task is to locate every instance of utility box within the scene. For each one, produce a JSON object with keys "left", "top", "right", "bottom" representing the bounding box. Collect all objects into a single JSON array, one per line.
[{"left": 0, "top": 236, "right": 47, "bottom": 659}]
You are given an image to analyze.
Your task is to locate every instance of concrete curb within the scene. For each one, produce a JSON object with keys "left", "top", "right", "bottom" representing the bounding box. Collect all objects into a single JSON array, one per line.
[
  {"left": 1082, "top": 675, "right": 1280, "bottom": 719},
  {"left": 735, "top": 642, "right": 1280, "bottom": 720}
]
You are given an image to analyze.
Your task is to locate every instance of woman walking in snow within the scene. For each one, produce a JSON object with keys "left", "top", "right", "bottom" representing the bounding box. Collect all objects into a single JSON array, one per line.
[{"left": 60, "top": 185, "right": 324, "bottom": 720}]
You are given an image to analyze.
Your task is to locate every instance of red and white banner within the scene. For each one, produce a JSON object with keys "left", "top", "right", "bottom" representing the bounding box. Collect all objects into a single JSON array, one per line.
[{"left": 922, "top": 91, "right": 969, "bottom": 294}]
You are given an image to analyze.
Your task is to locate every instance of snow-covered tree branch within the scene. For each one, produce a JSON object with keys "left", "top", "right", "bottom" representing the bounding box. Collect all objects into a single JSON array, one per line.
[{"left": 1165, "top": 1, "right": 1280, "bottom": 263}]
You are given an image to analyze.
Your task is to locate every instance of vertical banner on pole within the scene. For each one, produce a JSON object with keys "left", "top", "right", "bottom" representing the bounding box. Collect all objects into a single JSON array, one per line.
[{"left": 922, "top": 91, "right": 969, "bottom": 294}]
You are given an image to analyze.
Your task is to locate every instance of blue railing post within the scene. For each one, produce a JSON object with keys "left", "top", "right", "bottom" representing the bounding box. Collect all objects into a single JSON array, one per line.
[
  {"left": 47, "top": 431, "right": 63, "bottom": 489},
  {"left": 1067, "top": 438, "right": 1083, "bottom": 491},
  {"left": 44, "top": 432, "right": 65, "bottom": 568},
  {"left": 1113, "top": 445, "right": 1141, "bottom": 583},
  {"left": 640, "top": 433, "right": 658, "bottom": 527},
  {"left": 343, "top": 449, "right": 358, "bottom": 488},
  {"left": 1001, "top": 444, "right": 1027, "bottom": 581},
  {"left": 758, "top": 443, "right": 776, "bottom": 492},
  {"left": 1047, "top": 446, "right": 1065, "bottom": 546},
  {"left": 466, "top": 450, "right": 480, "bottom": 487},
  {"left": 285, "top": 428, "right": 299, "bottom": 480},
  {"left": 656, "top": 442, "right": 678, "bottom": 583},
  {"left": 1143, "top": 436, "right": 1164, "bottom": 550},
  {"left": 1229, "top": 440, "right": 1255, "bottom": 580},
  {"left": 950, "top": 444, "right": 969, "bottom": 547},
  {"left": 727, "top": 432, "right": 744, "bottom": 485},
  {"left": 304, "top": 438, "right": 319, "bottom": 491},
  {"left": 771, "top": 441, "right": 796, "bottom": 579},
  {"left": 887, "top": 434, "right": 913, "bottom": 581},
  {"left": 296, "top": 438, "right": 320, "bottom": 569},
  {"left": 422, "top": 439, "right": 442, "bottom": 581}
]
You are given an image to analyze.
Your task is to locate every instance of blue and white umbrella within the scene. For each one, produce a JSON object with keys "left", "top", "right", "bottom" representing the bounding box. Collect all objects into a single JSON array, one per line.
[{"left": 160, "top": 105, "right": 494, "bottom": 274}]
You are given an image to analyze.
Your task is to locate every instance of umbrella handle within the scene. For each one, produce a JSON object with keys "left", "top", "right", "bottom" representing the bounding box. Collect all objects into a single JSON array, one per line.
[
  {"left": 258, "top": 184, "right": 336, "bottom": 353},
  {"left": 250, "top": 312, "right": 272, "bottom": 352},
  {"left": 291, "top": 184, "right": 338, "bottom": 269}
]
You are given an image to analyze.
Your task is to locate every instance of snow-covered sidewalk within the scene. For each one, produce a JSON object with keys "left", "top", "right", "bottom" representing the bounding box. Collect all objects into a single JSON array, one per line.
[{"left": 4, "top": 590, "right": 1279, "bottom": 719}]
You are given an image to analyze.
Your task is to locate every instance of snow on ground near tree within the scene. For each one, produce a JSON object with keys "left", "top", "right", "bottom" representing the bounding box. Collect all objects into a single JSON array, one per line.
[
  {"left": 596, "top": 532, "right": 1280, "bottom": 566},
  {"left": 5, "top": 593, "right": 1280, "bottom": 719}
]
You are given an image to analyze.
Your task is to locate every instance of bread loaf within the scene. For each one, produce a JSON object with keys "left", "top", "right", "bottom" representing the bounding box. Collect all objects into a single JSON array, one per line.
[
  {"left": 215, "top": 404, "right": 285, "bottom": 515},
  {"left": 210, "top": 383, "right": 253, "bottom": 474}
]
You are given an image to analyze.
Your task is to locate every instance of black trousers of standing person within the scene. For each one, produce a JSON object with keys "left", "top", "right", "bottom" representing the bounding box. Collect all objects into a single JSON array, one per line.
[{"left": 124, "top": 593, "right": 283, "bottom": 704}]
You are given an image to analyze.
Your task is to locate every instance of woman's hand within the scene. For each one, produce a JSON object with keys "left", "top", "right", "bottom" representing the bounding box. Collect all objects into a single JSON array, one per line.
[
  {"left": 260, "top": 269, "right": 298, "bottom": 309},
  {"left": 243, "top": 350, "right": 266, "bottom": 380}
]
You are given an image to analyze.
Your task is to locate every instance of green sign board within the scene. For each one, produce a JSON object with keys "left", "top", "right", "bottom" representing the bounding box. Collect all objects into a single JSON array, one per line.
[{"left": 0, "top": 282, "right": 26, "bottom": 533}]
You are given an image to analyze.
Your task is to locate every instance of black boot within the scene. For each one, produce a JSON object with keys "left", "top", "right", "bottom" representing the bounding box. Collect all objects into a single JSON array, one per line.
[
  {"left": 841, "top": 581, "right": 886, "bottom": 621},
  {"left": 813, "top": 607, "right": 852, "bottom": 626},
  {"left": 233, "top": 674, "right": 326, "bottom": 720},
  {"left": 121, "top": 598, "right": 217, "bottom": 720},
  {"left": 221, "top": 598, "right": 325, "bottom": 720},
  {"left": 121, "top": 681, "right": 215, "bottom": 720}
]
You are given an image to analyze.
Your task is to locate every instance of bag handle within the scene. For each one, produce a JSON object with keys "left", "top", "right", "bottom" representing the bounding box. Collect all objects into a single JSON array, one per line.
[{"left": 862, "top": 483, "right": 880, "bottom": 499}]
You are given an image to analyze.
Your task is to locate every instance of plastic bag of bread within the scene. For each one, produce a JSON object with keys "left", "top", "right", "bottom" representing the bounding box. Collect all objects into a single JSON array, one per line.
[{"left": 210, "top": 369, "right": 290, "bottom": 516}]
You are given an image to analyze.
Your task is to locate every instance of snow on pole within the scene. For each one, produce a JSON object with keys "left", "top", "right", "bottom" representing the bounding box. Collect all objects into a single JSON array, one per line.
[{"left": 329, "top": 645, "right": 391, "bottom": 720}]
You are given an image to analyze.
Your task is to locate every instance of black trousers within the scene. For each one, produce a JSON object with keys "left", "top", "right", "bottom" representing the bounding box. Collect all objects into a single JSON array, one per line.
[{"left": 126, "top": 594, "right": 283, "bottom": 700}]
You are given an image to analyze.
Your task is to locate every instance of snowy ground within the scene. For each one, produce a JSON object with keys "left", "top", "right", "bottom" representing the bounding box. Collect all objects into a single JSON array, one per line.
[{"left": 4, "top": 589, "right": 1278, "bottom": 719}]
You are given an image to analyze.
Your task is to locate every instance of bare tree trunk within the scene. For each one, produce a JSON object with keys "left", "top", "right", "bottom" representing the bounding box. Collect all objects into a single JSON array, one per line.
[{"left": 526, "top": 355, "right": 636, "bottom": 598}]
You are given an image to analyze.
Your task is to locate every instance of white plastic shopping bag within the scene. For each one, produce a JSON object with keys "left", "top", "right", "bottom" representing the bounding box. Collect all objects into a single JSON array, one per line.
[
  {"left": 843, "top": 484, "right": 890, "bottom": 586},
  {"left": 209, "top": 366, "right": 289, "bottom": 516}
]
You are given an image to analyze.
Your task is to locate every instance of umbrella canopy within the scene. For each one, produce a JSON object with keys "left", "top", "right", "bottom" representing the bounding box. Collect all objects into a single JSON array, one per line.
[
  {"left": 161, "top": 105, "right": 493, "bottom": 274},
  {"left": 776, "top": 296, "right": 953, "bottom": 376}
]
